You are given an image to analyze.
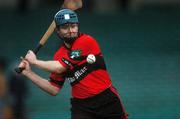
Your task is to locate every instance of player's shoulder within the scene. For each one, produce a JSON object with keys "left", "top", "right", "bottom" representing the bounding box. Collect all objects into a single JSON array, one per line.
[
  {"left": 53, "top": 44, "right": 67, "bottom": 59},
  {"left": 75, "top": 33, "right": 98, "bottom": 45}
]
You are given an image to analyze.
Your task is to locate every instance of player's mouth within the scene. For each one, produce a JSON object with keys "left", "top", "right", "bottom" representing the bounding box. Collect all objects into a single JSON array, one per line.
[{"left": 64, "top": 32, "right": 78, "bottom": 38}]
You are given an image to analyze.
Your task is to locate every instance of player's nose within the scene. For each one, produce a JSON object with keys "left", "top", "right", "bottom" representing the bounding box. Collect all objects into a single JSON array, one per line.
[{"left": 69, "top": 27, "right": 73, "bottom": 32}]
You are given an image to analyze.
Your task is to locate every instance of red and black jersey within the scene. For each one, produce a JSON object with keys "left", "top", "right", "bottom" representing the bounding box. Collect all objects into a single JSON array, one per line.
[{"left": 49, "top": 33, "right": 112, "bottom": 99}]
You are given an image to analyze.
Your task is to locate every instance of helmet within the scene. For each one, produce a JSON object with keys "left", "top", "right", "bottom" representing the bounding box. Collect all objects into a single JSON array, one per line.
[{"left": 54, "top": 9, "right": 78, "bottom": 26}]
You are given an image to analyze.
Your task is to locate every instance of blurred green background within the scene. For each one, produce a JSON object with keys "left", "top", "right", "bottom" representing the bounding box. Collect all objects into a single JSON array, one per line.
[{"left": 0, "top": 1, "right": 180, "bottom": 119}]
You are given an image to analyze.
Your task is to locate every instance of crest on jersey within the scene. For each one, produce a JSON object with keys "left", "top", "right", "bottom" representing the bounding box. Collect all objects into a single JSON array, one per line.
[{"left": 70, "top": 50, "right": 81, "bottom": 59}]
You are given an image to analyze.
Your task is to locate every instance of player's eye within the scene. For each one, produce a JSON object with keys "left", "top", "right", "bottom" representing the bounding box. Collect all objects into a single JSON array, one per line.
[
  {"left": 60, "top": 24, "right": 77, "bottom": 30},
  {"left": 60, "top": 25, "right": 69, "bottom": 29},
  {"left": 71, "top": 24, "right": 77, "bottom": 28}
]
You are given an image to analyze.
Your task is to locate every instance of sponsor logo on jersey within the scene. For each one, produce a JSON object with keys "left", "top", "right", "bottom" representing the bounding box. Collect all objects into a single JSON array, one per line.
[
  {"left": 70, "top": 50, "right": 81, "bottom": 59},
  {"left": 66, "top": 66, "right": 87, "bottom": 83}
]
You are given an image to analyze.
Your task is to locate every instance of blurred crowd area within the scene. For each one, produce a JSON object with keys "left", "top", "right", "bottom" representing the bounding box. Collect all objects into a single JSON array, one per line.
[
  {"left": 0, "top": 57, "right": 29, "bottom": 119},
  {"left": 0, "top": 0, "right": 180, "bottom": 12}
]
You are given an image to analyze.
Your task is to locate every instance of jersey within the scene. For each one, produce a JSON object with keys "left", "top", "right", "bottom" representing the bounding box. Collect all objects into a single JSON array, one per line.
[{"left": 49, "top": 33, "right": 112, "bottom": 99}]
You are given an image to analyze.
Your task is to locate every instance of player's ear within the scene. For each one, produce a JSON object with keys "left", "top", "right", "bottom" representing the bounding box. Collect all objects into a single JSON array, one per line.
[{"left": 55, "top": 27, "right": 60, "bottom": 33}]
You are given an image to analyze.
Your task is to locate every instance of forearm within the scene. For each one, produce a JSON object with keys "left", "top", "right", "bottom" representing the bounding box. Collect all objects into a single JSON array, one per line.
[
  {"left": 24, "top": 71, "right": 59, "bottom": 96},
  {"left": 33, "top": 60, "right": 65, "bottom": 74}
]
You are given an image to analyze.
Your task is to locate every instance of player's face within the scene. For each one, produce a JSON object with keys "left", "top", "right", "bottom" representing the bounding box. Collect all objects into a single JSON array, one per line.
[{"left": 58, "top": 23, "right": 79, "bottom": 38}]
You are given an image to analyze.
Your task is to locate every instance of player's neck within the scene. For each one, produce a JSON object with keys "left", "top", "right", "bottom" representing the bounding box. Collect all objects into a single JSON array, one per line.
[{"left": 64, "top": 42, "right": 71, "bottom": 48}]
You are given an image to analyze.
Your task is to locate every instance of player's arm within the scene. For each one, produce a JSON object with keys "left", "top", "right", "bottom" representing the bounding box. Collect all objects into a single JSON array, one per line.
[
  {"left": 33, "top": 60, "right": 66, "bottom": 74},
  {"left": 24, "top": 50, "right": 66, "bottom": 74},
  {"left": 19, "top": 59, "right": 60, "bottom": 96}
]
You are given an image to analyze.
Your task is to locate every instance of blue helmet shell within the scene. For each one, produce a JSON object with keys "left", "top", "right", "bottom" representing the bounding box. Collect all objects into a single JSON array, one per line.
[{"left": 54, "top": 9, "right": 78, "bottom": 26}]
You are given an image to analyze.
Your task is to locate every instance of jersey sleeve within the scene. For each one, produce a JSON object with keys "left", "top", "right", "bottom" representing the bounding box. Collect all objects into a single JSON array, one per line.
[
  {"left": 49, "top": 73, "right": 65, "bottom": 89},
  {"left": 48, "top": 49, "right": 67, "bottom": 88},
  {"left": 53, "top": 47, "right": 72, "bottom": 68}
]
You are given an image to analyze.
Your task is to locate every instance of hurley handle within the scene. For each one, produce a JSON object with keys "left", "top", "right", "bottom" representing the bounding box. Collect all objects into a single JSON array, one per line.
[{"left": 14, "top": 44, "right": 43, "bottom": 74}]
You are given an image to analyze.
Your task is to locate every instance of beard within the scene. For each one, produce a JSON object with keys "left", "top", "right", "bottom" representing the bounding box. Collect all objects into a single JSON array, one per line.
[
  {"left": 57, "top": 32, "right": 79, "bottom": 44},
  {"left": 61, "top": 36, "right": 78, "bottom": 44}
]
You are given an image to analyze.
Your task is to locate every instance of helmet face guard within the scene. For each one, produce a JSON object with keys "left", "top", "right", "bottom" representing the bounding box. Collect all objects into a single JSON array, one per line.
[{"left": 54, "top": 9, "right": 79, "bottom": 44}]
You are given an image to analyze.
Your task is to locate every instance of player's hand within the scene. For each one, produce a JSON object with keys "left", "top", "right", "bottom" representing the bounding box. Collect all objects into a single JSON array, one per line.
[
  {"left": 18, "top": 59, "right": 32, "bottom": 76},
  {"left": 25, "top": 50, "right": 37, "bottom": 65},
  {"left": 18, "top": 58, "right": 26, "bottom": 69}
]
